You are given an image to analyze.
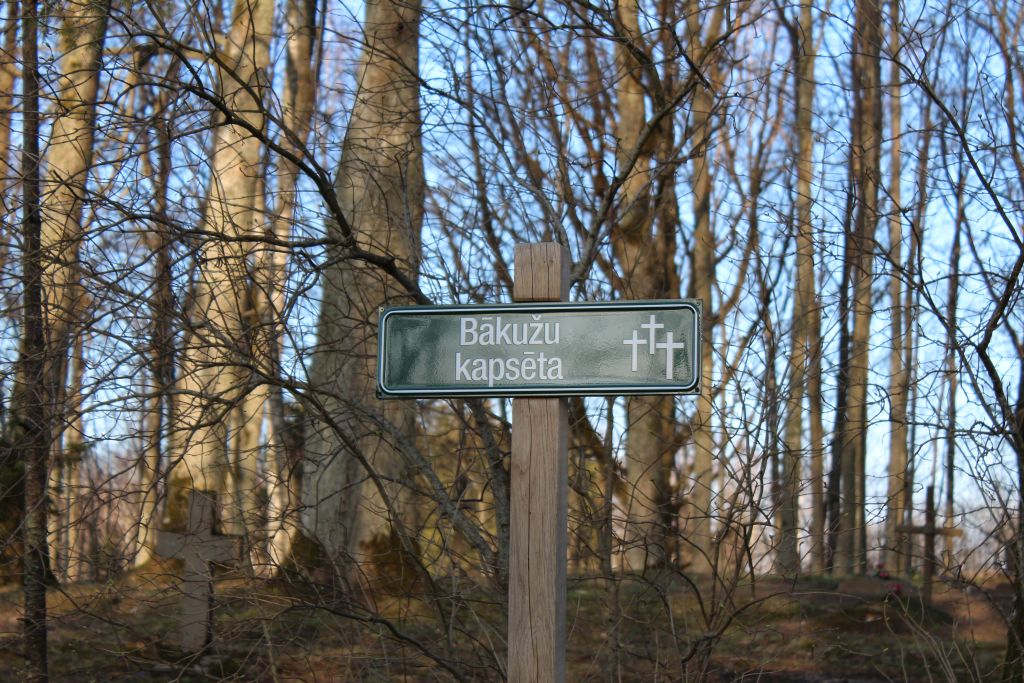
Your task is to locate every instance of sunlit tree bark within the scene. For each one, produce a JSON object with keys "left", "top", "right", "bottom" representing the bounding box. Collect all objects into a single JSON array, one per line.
[
  {"left": 778, "top": 0, "right": 817, "bottom": 576},
  {"left": 302, "top": 0, "right": 424, "bottom": 571},
  {"left": 133, "top": 107, "right": 175, "bottom": 569},
  {"left": 167, "top": 0, "right": 273, "bottom": 530},
  {"left": 883, "top": 0, "right": 910, "bottom": 573},
  {"left": 256, "top": 0, "right": 317, "bottom": 573},
  {"left": 685, "top": 0, "right": 722, "bottom": 572},
  {"left": 612, "top": 0, "right": 676, "bottom": 572},
  {"left": 39, "top": 0, "right": 109, "bottom": 582},
  {"left": 835, "top": 0, "right": 882, "bottom": 575}
]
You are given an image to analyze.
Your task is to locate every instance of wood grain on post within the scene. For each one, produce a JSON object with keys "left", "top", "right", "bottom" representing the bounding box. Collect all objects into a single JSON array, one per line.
[{"left": 509, "top": 243, "right": 568, "bottom": 682}]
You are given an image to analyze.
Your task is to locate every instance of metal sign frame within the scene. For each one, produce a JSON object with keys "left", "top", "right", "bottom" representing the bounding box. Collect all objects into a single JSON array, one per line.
[{"left": 377, "top": 299, "right": 702, "bottom": 398}]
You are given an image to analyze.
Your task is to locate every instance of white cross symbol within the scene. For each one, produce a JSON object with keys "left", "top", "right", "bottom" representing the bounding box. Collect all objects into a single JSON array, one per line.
[
  {"left": 655, "top": 332, "right": 686, "bottom": 379},
  {"left": 640, "top": 315, "right": 664, "bottom": 354},
  {"left": 623, "top": 330, "right": 647, "bottom": 372}
]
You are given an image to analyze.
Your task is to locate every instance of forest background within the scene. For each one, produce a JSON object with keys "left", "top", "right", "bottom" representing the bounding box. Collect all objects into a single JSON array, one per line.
[{"left": 0, "top": 0, "right": 1022, "bottom": 679}]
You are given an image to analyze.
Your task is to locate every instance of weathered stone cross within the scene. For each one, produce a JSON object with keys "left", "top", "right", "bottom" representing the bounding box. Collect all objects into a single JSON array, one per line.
[
  {"left": 897, "top": 485, "right": 963, "bottom": 603},
  {"left": 156, "top": 489, "right": 243, "bottom": 651}
]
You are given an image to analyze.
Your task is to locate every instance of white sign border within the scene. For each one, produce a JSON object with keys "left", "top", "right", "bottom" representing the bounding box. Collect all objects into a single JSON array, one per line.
[{"left": 377, "top": 300, "right": 702, "bottom": 398}]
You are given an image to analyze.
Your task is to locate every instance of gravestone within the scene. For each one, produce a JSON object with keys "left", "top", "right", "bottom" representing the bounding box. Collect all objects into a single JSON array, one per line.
[{"left": 156, "top": 489, "right": 243, "bottom": 651}]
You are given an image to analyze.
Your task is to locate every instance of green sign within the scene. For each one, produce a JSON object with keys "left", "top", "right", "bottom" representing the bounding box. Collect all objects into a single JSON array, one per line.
[{"left": 378, "top": 300, "right": 701, "bottom": 398}]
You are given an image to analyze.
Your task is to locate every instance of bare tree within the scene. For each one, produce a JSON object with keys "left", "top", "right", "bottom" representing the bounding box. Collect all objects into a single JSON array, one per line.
[
  {"left": 611, "top": 0, "right": 677, "bottom": 572},
  {"left": 835, "top": 0, "right": 882, "bottom": 575},
  {"left": 778, "top": 0, "right": 818, "bottom": 576},
  {"left": 302, "top": 0, "right": 425, "bottom": 574},
  {"left": 38, "top": 0, "right": 110, "bottom": 582},
  {"left": 166, "top": 0, "right": 273, "bottom": 532},
  {"left": 256, "top": 0, "right": 319, "bottom": 573},
  {"left": 11, "top": 0, "right": 48, "bottom": 676},
  {"left": 683, "top": 0, "right": 725, "bottom": 575},
  {"left": 133, "top": 87, "right": 177, "bottom": 569},
  {"left": 882, "top": 0, "right": 910, "bottom": 574}
]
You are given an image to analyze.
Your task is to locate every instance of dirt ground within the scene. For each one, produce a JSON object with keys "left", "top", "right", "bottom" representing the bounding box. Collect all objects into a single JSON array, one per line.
[
  {"left": 0, "top": 567, "right": 1011, "bottom": 681},
  {"left": 695, "top": 574, "right": 1012, "bottom": 683}
]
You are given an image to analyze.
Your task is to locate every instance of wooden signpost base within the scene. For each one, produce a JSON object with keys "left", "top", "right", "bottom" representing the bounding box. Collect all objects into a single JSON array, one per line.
[{"left": 508, "top": 243, "right": 569, "bottom": 682}]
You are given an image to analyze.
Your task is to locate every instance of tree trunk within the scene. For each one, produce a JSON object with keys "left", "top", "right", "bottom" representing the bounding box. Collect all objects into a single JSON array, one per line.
[
  {"left": 0, "top": 0, "right": 18, "bottom": 228},
  {"left": 778, "top": 0, "right": 818, "bottom": 576},
  {"left": 825, "top": 202, "right": 852, "bottom": 572},
  {"left": 61, "top": 333, "right": 85, "bottom": 582},
  {"left": 686, "top": 8, "right": 718, "bottom": 573},
  {"left": 230, "top": 379, "right": 266, "bottom": 542},
  {"left": 16, "top": 0, "right": 48, "bottom": 676},
  {"left": 943, "top": 195, "right": 962, "bottom": 568},
  {"left": 225, "top": 169, "right": 268, "bottom": 541},
  {"left": 302, "top": 0, "right": 424, "bottom": 572},
  {"left": 167, "top": 0, "right": 273, "bottom": 530},
  {"left": 883, "top": 0, "right": 909, "bottom": 573},
  {"left": 133, "top": 122, "right": 175, "bottom": 569},
  {"left": 689, "top": 106, "right": 717, "bottom": 574},
  {"left": 807, "top": 296, "right": 826, "bottom": 573},
  {"left": 902, "top": 104, "right": 930, "bottom": 574},
  {"left": 256, "top": 0, "right": 317, "bottom": 573},
  {"left": 836, "top": 0, "right": 882, "bottom": 575},
  {"left": 612, "top": 0, "right": 676, "bottom": 573},
  {"left": 39, "top": 0, "right": 109, "bottom": 581}
]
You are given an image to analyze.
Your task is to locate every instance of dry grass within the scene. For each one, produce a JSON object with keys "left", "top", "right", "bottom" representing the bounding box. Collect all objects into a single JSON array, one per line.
[{"left": 0, "top": 568, "right": 1009, "bottom": 682}]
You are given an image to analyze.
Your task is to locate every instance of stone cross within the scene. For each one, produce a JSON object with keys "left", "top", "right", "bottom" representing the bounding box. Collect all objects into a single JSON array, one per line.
[
  {"left": 897, "top": 485, "right": 963, "bottom": 603},
  {"left": 156, "top": 489, "right": 243, "bottom": 651}
]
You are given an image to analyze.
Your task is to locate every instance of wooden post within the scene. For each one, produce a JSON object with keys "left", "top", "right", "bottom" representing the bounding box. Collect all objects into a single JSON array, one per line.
[
  {"left": 897, "top": 485, "right": 962, "bottom": 604},
  {"left": 156, "top": 490, "right": 243, "bottom": 651},
  {"left": 508, "top": 243, "right": 569, "bottom": 683}
]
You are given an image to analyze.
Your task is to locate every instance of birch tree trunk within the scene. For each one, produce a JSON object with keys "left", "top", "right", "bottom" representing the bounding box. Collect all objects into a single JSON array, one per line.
[
  {"left": 167, "top": 0, "right": 272, "bottom": 530},
  {"left": 302, "top": 0, "right": 424, "bottom": 572}
]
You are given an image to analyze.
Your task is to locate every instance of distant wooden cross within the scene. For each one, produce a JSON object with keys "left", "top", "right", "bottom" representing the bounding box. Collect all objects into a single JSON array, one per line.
[
  {"left": 156, "top": 489, "right": 243, "bottom": 651},
  {"left": 897, "top": 485, "right": 963, "bottom": 603}
]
